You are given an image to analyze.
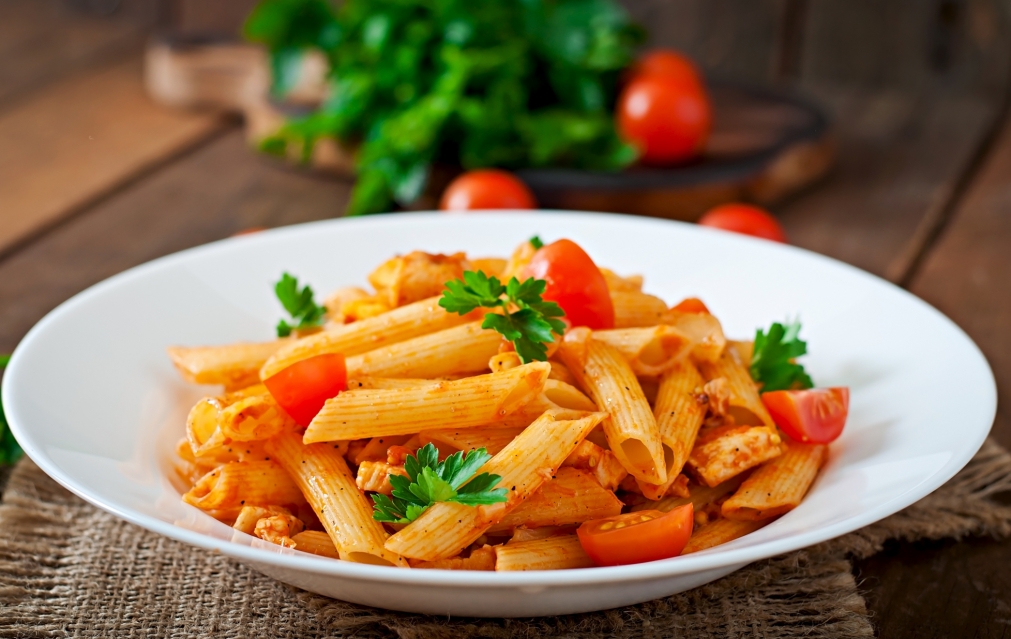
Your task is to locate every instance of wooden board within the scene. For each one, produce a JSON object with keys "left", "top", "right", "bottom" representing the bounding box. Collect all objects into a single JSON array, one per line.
[{"left": 0, "top": 58, "right": 226, "bottom": 257}]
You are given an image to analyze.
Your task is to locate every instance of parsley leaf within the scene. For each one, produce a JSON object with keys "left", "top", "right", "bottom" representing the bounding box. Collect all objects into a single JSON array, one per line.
[
  {"left": 0, "top": 354, "right": 22, "bottom": 466},
  {"left": 439, "top": 270, "right": 566, "bottom": 363},
  {"left": 750, "top": 320, "right": 815, "bottom": 392},
  {"left": 529, "top": 236, "right": 544, "bottom": 250},
  {"left": 274, "top": 272, "right": 327, "bottom": 337},
  {"left": 371, "top": 443, "right": 508, "bottom": 524}
]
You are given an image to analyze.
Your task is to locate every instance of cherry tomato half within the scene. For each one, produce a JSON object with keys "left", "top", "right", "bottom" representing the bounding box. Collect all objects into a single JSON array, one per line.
[
  {"left": 629, "top": 49, "right": 702, "bottom": 87},
  {"left": 671, "top": 297, "right": 710, "bottom": 314},
  {"left": 762, "top": 387, "right": 850, "bottom": 444},
  {"left": 577, "top": 505, "right": 694, "bottom": 566},
  {"left": 522, "top": 239, "right": 615, "bottom": 330},
  {"left": 698, "top": 203, "right": 787, "bottom": 243},
  {"left": 616, "top": 75, "right": 711, "bottom": 165},
  {"left": 264, "top": 353, "right": 347, "bottom": 427},
  {"left": 439, "top": 169, "right": 537, "bottom": 211}
]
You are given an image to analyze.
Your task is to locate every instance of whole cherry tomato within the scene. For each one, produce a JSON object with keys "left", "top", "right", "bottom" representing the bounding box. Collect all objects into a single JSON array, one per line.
[
  {"left": 522, "top": 239, "right": 614, "bottom": 330},
  {"left": 439, "top": 169, "right": 537, "bottom": 211},
  {"left": 762, "top": 387, "right": 850, "bottom": 444},
  {"left": 630, "top": 49, "right": 702, "bottom": 87},
  {"left": 698, "top": 203, "right": 787, "bottom": 243},
  {"left": 264, "top": 353, "right": 347, "bottom": 427},
  {"left": 616, "top": 75, "right": 711, "bottom": 165},
  {"left": 671, "top": 297, "right": 710, "bottom": 314},
  {"left": 577, "top": 505, "right": 694, "bottom": 566}
]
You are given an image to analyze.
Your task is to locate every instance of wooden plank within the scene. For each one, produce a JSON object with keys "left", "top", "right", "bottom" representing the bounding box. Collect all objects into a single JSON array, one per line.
[
  {"left": 0, "top": 58, "right": 226, "bottom": 256},
  {"left": 777, "top": 84, "right": 998, "bottom": 281},
  {"left": 0, "top": 131, "right": 349, "bottom": 352}
]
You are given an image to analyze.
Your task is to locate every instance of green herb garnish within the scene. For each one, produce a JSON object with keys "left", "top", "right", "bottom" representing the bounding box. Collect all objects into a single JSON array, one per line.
[
  {"left": 529, "top": 235, "right": 544, "bottom": 250},
  {"left": 0, "top": 354, "right": 23, "bottom": 466},
  {"left": 750, "top": 320, "right": 815, "bottom": 392},
  {"left": 274, "top": 272, "right": 327, "bottom": 337},
  {"left": 372, "top": 443, "right": 508, "bottom": 524},
  {"left": 439, "top": 270, "right": 566, "bottom": 363}
]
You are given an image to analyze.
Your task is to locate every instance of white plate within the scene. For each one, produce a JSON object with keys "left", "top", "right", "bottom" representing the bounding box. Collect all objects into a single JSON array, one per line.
[{"left": 3, "top": 212, "right": 996, "bottom": 617}]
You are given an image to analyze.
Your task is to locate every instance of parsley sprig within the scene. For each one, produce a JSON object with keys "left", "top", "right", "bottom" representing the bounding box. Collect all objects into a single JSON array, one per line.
[
  {"left": 274, "top": 272, "right": 327, "bottom": 337},
  {"left": 529, "top": 235, "right": 544, "bottom": 249},
  {"left": 0, "top": 354, "right": 23, "bottom": 466},
  {"left": 372, "top": 443, "right": 508, "bottom": 524},
  {"left": 750, "top": 320, "right": 815, "bottom": 392},
  {"left": 439, "top": 271, "right": 566, "bottom": 363}
]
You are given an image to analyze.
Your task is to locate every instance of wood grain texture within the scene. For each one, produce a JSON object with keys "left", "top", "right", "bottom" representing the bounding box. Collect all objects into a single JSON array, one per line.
[
  {"left": 0, "top": 58, "right": 226, "bottom": 256},
  {"left": 0, "top": 131, "right": 349, "bottom": 353}
]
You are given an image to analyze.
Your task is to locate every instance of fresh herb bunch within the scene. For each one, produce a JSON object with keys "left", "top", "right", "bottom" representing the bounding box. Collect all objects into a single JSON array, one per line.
[
  {"left": 0, "top": 355, "right": 22, "bottom": 466},
  {"left": 751, "top": 320, "right": 815, "bottom": 392},
  {"left": 244, "top": 0, "right": 644, "bottom": 215},
  {"left": 274, "top": 272, "right": 327, "bottom": 337},
  {"left": 440, "top": 270, "right": 566, "bottom": 363},
  {"left": 372, "top": 443, "right": 508, "bottom": 523}
]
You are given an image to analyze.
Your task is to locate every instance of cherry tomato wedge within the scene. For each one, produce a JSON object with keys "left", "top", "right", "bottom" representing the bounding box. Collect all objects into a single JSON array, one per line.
[
  {"left": 698, "top": 203, "right": 787, "bottom": 243},
  {"left": 439, "top": 169, "right": 537, "bottom": 211},
  {"left": 761, "top": 387, "right": 850, "bottom": 444},
  {"left": 522, "top": 239, "right": 614, "bottom": 330},
  {"left": 671, "top": 297, "right": 710, "bottom": 314},
  {"left": 577, "top": 505, "right": 694, "bottom": 566},
  {"left": 629, "top": 49, "right": 702, "bottom": 87},
  {"left": 616, "top": 75, "right": 711, "bottom": 165},
  {"left": 264, "top": 353, "right": 347, "bottom": 427}
]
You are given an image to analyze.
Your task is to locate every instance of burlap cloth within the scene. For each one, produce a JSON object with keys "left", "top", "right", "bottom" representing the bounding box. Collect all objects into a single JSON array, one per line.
[{"left": 3, "top": 440, "right": 1011, "bottom": 638}]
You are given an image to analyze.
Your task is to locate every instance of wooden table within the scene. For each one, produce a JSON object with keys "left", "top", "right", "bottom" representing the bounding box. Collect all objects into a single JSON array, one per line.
[{"left": 2, "top": 2, "right": 1010, "bottom": 637}]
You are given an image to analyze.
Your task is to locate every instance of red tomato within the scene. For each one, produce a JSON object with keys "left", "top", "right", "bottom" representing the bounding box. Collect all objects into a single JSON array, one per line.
[
  {"left": 439, "top": 169, "right": 537, "bottom": 211},
  {"left": 698, "top": 203, "right": 787, "bottom": 243},
  {"left": 577, "top": 505, "right": 694, "bottom": 566},
  {"left": 616, "top": 75, "right": 711, "bottom": 165},
  {"left": 522, "top": 239, "right": 614, "bottom": 330},
  {"left": 762, "top": 387, "right": 850, "bottom": 444},
  {"left": 264, "top": 353, "right": 347, "bottom": 427},
  {"left": 671, "top": 297, "right": 710, "bottom": 314},
  {"left": 630, "top": 49, "right": 702, "bottom": 87}
]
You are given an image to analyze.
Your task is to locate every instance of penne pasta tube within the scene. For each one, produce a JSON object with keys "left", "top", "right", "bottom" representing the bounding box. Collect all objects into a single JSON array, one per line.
[
  {"left": 169, "top": 341, "right": 286, "bottom": 389},
  {"left": 470, "top": 257, "right": 508, "bottom": 278},
  {"left": 421, "top": 426, "right": 525, "bottom": 456},
  {"left": 682, "top": 518, "right": 771, "bottom": 554},
  {"left": 487, "top": 468, "right": 623, "bottom": 532},
  {"left": 265, "top": 430, "right": 408, "bottom": 567},
  {"left": 548, "top": 360, "right": 578, "bottom": 386},
  {"left": 637, "top": 359, "right": 707, "bottom": 500},
  {"left": 659, "top": 311, "right": 727, "bottom": 364},
  {"left": 384, "top": 409, "right": 606, "bottom": 561},
  {"left": 495, "top": 535, "right": 595, "bottom": 571},
  {"left": 502, "top": 239, "right": 537, "bottom": 280},
  {"left": 182, "top": 461, "right": 306, "bottom": 511},
  {"left": 218, "top": 393, "right": 296, "bottom": 442},
  {"left": 344, "top": 321, "right": 502, "bottom": 379},
  {"left": 632, "top": 474, "right": 746, "bottom": 514},
  {"left": 592, "top": 326, "right": 692, "bottom": 376},
  {"left": 304, "top": 362, "right": 550, "bottom": 443},
  {"left": 347, "top": 376, "right": 440, "bottom": 390},
  {"left": 611, "top": 290, "right": 668, "bottom": 328},
  {"left": 698, "top": 348, "right": 774, "bottom": 426},
  {"left": 558, "top": 338, "right": 667, "bottom": 485},
  {"left": 411, "top": 546, "right": 497, "bottom": 571},
  {"left": 687, "top": 426, "right": 782, "bottom": 487},
  {"left": 600, "top": 268, "right": 643, "bottom": 292},
  {"left": 722, "top": 441, "right": 827, "bottom": 520},
  {"left": 260, "top": 296, "right": 479, "bottom": 379},
  {"left": 291, "top": 530, "right": 341, "bottom": 559},
  {"left": 489, "top": 351, "right": 523, "bottom": 373},
  {"left": 728, "top": 340, "right": 754, "bottom": 369}
]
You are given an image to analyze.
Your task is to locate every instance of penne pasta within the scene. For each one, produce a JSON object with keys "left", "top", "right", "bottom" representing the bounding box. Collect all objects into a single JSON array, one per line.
[
  {"left": 687, "top": 426, "right": 782, "bottom": 487},
  {"left": 487, "top": 467, "right": 623, "bottom": 532},
  {"left": 600, "top": 268, "right": 643, "bottom": 292},
  {"left": 610, "top": 290, "right": 668, "bottom": 328},
  {"left": 168, "top": 340, "right": 286, "bottom": 389},
  {"left": 411, "top": 546, "right": 497, "bottom": 571},
  {"left": 344, "top": 321, "right": 502, "bottom": 379},
  {"left": 469, "top": 257, "right": 508, "bottom": 278},
  {"left": 265, "top": 430, "right": 408, "bottom": 567},
  {"left": 304, "top": 362, "right": 550, "bottom": 443},
  {"left": 558, "top": 338, "right": 667, "bottom": 485},
  {"left": 260, "top": 296, "right": 480, "bottom": 379},
  {"left": 421, "top": 426, "right": 525, "bottom": 456},
  {"left": 384, "top": 409, "right": 606, "bottom": 561},
  {"left": 347, "top": 376, "right": 439, "bottom": 390},
  {"left": 291, "top": 530, "right": 341, "bottom": 559},
  {"left": 182, "top": 460, "right": 306, "bottom": 511},
  {"left": 502, "top": 239, "right": 537, "bottom": 280},
  {"left": 592, "top": 326, "right": 692, "bottom": 376},
  {"left": 698, "top": 348, "right": 774, "bottom": 426},
  {"left": 722, "top": 440, "right": 827, "bottom": 520},
  {"left": 495, "top": 535, "right": 595, "bottom": 571},
  {"left": 218, "top": 393, "right": 296, "bottom": 442},
  {"left": 682, "top": 518, "right": 771, "bottom": 554},
  {"left": 633, "top": 473, "right": 746, "bottom": 514},
  {"left": 660, "top": 310, "right": 727, "bottom": 364}
]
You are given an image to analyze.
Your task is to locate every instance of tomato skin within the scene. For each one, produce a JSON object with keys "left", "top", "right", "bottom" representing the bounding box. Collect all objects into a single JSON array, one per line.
[
  {"left": 577, "top": 505, "right": 694, "bottom": 566},
  {"left": 439, "top": 170, "right": 537, "bottom": 211},
  {"left": 671, "top": 297, "right": 710, "bottom": 314},
  {"left": 522, "top": 239, "right": 615, "bottom": 330},
  {"left": 616, "top": 75, "right": 711, "bottom": 165},
  {"left": 698, "top": 203, "right": 787, "bottom": 243},
  {"left": 630, "top": 49, "right": 702, "bottom": 87},
  {"left": 264, "top": 353, "right": 348, "bottom": 427},
  {"left": 762, "top": 387, "right": 850, "bottom": 444}
]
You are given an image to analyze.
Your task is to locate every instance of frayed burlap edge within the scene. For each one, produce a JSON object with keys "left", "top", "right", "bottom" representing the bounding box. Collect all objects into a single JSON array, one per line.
[{"left": 1, "top": 439, "right": 1010, "bottom": 638}]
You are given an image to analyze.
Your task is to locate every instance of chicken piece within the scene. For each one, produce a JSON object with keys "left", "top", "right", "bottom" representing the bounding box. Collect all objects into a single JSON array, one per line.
[
  {"left": 254, "top": 513, "right": 305, "bottom": 548},
  {"left": 701, "top": 377, "right": 731, "bottom": 418},
  {"left": 562, "top": 440, "right": 629, "bottom": 491},
  {"left": 410, "top": 546, "right": 497, "bottom": 571},
  {"left": 356, "top": 461, "right": 409, "bottom": 495},
  {"left": 232, "top": 505, "right": 293, "bottom": 535},
  {"left": 369, "top": 251, "right": 469, "bottom": 308}
]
